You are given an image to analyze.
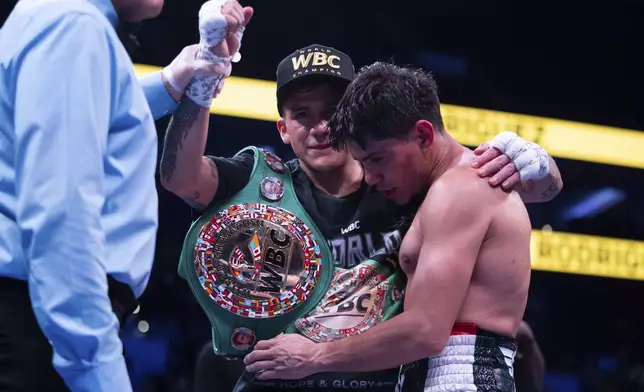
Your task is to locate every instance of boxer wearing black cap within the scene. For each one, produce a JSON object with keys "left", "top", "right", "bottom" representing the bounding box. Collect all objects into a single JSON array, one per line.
[
  {"left": 170, "top": 43, "right": 413, "bottom": 392},
  {"left": 160, "top": 21, "right": 563, "bottom": 391}
]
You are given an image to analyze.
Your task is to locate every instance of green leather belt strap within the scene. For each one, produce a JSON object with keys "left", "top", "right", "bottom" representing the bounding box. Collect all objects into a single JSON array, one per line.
[{"left": 178, "top": 146, "right": 333, "bottom": 357}]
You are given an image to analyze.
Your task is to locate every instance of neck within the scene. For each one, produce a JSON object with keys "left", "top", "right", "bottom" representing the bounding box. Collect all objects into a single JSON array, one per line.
[
  {"left": 300, "top": 158, "right": 364, "bottom": 197},
  {"left": 425, "top": 134, "right": 468, "bottom": 187}
]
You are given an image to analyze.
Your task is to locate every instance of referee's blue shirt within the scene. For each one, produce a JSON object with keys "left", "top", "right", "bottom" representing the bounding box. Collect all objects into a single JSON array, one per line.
[{"left": 0, "top": 0, "right": 177, "bottom": 390}]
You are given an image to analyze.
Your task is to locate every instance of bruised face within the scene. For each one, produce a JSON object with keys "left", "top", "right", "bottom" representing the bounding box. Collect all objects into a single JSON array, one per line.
[
  {"left": 347, "top": 121, "right": 435, "bottom": 205},
  {"left": 278, "top": 84, "right": 351, "bottom": 173}
]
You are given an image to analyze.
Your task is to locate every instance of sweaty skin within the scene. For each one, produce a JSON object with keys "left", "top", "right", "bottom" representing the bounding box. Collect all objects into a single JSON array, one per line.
[
  {"left": 306, "top": 151, "right": 532, "bottom": 372},
  {"left": 399, "top": 156, "right": 531, "bottom": 339}
]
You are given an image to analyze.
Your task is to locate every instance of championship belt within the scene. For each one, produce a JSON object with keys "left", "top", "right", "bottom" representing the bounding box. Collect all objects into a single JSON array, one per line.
[
  {"left": 233, "top": 253, "right": 407, "bottom": 392},
  {"left": 178, "top": 147, "right": 334, "bottom": 357},
  {"left": 286, "top": 252, "right": 406, "bottom": 342}
]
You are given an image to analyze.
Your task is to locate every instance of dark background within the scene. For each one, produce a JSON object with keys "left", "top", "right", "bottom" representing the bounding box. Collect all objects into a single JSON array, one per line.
[{"left": 2, "top": 1, "right": 644, "bottom": 391}]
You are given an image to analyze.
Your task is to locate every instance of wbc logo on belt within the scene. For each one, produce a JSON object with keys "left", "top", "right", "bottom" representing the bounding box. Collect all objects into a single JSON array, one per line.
[{"left": 193, "top": 203, "right": 324, "bottom": 319}]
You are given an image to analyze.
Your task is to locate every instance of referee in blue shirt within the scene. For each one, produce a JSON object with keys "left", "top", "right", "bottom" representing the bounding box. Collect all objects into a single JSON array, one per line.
[{"left": 0, "top": 0, "right": 226, "bottom": 390}]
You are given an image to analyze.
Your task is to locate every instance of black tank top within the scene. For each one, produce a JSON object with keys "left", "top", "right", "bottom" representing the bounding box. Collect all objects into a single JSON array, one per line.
[{"left": 287, "top": 159, "right": 418, "bottom": 267}]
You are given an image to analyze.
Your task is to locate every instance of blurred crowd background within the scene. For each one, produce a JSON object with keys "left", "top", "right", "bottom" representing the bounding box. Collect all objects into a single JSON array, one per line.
[{"left": 2, "top": 1, "right": 643, "bottom": 391}]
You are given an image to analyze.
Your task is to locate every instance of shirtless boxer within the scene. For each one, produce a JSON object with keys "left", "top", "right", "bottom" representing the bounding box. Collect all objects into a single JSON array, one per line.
[{"left": 244, "top": 62, "right": 537, "bottom": 392}]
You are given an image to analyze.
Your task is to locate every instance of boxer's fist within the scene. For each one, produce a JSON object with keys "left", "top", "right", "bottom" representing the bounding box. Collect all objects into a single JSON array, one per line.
[
  {"left": 186, "top": 0, "right": 253, "bottom": 108},
  {"left": 212, "top": 1, "right": 253, "bottom": 59},
  {"left": 197, "top": 0, "right": 253, "bottom": 63},
  {"left": 161, "top": 45, "right": 231, "bottom": 102}
]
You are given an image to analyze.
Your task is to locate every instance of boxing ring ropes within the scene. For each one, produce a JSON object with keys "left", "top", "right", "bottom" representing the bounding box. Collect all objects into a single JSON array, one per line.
[{"left": 134, "top": 63, "right": 644, "bottom": 283}]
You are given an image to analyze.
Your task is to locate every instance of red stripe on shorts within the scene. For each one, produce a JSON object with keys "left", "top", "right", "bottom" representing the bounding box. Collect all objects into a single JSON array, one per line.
[{"left": 451, "top": 323, "right": 477, "bottom": 335}]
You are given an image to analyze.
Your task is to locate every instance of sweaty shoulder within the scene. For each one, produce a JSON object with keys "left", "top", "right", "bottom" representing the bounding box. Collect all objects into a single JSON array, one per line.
[
  {"left": 418, "top": 162, "right": 519, "bottom": 229},
  {"left": 432, "top": 163, "right": 514, "bottom": 206}
]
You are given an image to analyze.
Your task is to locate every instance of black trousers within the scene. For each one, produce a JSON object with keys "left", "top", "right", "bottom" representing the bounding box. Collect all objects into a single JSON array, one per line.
[{"left": 0, "top": 277, "right": 137, "bottom": 392}]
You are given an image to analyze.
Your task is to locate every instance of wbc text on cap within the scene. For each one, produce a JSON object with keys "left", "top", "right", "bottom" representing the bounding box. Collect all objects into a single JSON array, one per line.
[
  {"left": 290, "top": 47, "right": 344, "bottom": 78},
  {"left": 275, "top": 44, "right": 355, "bottom": 113}
]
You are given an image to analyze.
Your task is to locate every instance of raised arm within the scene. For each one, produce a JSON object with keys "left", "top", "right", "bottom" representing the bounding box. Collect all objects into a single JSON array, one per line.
[
  {"left": 159, "top": 81, "right": 255, "bottom": 211},
  {"left": 14, "top": 13, "right": 130, "bottom": 391},
  {"left": 159, "top": 1, "right": 253, "bottom": 211},
  {"left": 159, "top": 95, "right": 221, "bottom": 210}
]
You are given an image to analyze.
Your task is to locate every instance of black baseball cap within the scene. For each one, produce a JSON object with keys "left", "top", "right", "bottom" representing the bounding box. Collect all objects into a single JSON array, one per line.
[{"left": 276, "top": 44, "right": 355, "bottom": 113}]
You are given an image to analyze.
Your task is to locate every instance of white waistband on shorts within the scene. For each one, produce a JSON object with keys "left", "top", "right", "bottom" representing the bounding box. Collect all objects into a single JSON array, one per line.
[{"left": 398, "top": 331, "right": 516, "bottom": 392}]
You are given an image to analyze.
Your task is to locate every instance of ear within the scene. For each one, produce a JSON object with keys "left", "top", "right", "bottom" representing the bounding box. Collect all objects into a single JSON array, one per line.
[
  {"left": 413, "top": 120, "right": 435, "bottom": 149},
  {"left": 277, "top": 119, "right": 290, "bottom": 145}
]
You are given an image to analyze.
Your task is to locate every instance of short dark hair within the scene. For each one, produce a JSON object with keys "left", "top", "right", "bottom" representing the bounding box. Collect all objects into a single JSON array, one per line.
[{"left": 328, "top": 62, "right": 444, "bottom": 149}]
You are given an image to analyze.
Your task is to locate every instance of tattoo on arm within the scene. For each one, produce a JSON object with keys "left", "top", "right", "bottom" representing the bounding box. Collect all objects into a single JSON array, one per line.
[
  {"left": 541, "top": 157, "right": 563, "bottom": 200},
  {"left": 519, "top": 157, "right": 563, "bottom": 202},
  {"left": 540, "top": 180, "right": 561, "bottom": 200},
  {"left": 520, "top": 178, "right": 561, "bottom": 201},
  {"left": 181, "top": 159, "right": 219, "bottom": 211},
  {"left": 536, "top": 158, "right": 563, "bottom": 201},
  {"left": 160, "top": 98, "right": 202, "bottom": 183}
]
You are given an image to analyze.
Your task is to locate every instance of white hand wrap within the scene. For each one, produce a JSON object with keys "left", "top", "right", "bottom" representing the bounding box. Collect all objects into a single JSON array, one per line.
[
  {"left": 185, "top": 0, "right": 244, "bottom": 108},
  {"left": 489, "top": 131, "right": 550, "bottom": 181}
]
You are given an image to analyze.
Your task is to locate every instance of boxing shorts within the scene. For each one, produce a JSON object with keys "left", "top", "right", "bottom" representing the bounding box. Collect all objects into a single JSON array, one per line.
[{"left": 396, "top": 324, "right": 517, "bottom": 392}]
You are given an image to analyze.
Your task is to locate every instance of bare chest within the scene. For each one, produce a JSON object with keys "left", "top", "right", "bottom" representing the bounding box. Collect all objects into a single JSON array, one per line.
[{"left": 398, "top": 218, "right": 423, "bottom": 275}]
